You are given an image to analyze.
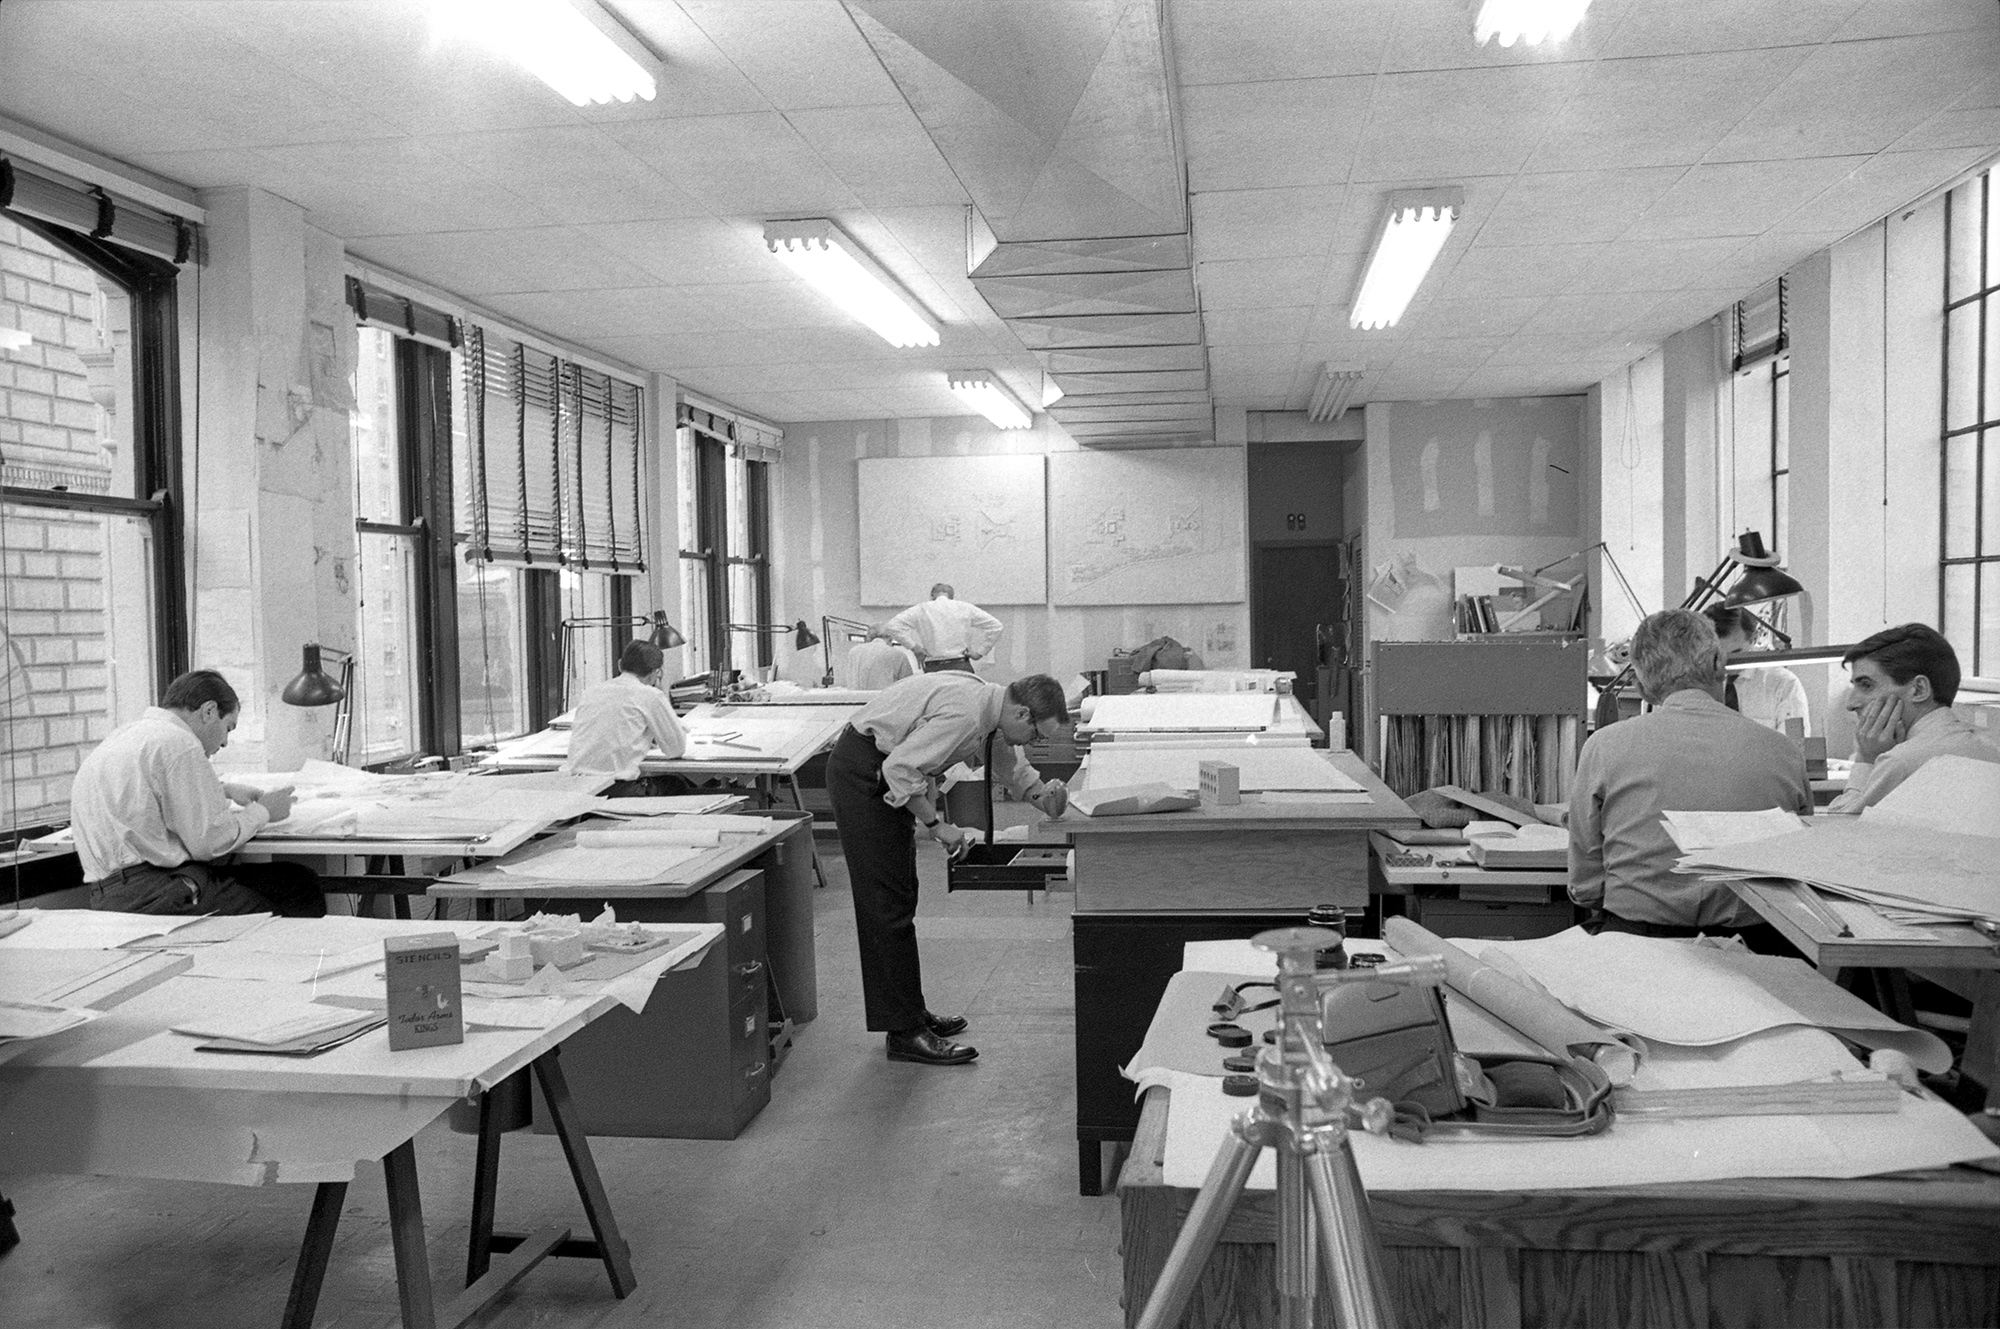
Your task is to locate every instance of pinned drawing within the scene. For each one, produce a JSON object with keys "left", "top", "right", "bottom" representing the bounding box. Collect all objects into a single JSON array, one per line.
[
  {"left": 858, "top": 455, "right": 1047, "bottom": 605},
  {"left": 1389, "top": 399, "right": 1581, "bottom": 537},
  {"left": 1474, "top": 431, "right": 1495, "bottom": 517},
  {"left": 1421, "top": 438, "right": 1441, "bottom": 511},
  {"left": 1530, "top": 435, "right": 1552, "bottom": 525},
  {"left": 1048, "top": 448, "right": 1244, "bottom": 605}
]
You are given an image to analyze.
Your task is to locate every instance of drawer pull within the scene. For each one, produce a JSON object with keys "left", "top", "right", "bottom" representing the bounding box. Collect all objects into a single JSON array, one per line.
[
  {"left": 745, "top": 1061, "right": 766, "bottom": 1080},
  {"left": 734, "top": 959, "right": 764, "bottom": 979}
]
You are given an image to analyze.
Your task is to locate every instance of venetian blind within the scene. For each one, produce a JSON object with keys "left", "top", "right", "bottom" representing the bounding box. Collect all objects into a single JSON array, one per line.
[
  {"left": 1732, "top": 276, "right": 1788, "bottom": 370},
  {"left": 459, "top": 324, "right": 645, "bottom": 569}
]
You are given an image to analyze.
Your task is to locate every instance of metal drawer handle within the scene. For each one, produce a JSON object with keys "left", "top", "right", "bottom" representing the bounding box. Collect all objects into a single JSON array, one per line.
[
  {"left": 734, "top": 959, "right": 764, "bottom": 978},
  {"left": 745, "top": 1061, "right": 766, "bottom": 1080}
]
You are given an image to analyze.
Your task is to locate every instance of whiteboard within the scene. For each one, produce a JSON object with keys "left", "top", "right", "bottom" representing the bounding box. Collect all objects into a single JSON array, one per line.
[
  {"left": 1086, "top": 746, "right": 1364, "bottom": 793},
  {"left": 1085, "top": 693, "right": 1277, "bottom": 732},
  {"left": 857, "top": 455, "right": 1047, "bottom": 605},
  {"left": 1048, "top": 448, "right": 1244, "bottom": 605}
]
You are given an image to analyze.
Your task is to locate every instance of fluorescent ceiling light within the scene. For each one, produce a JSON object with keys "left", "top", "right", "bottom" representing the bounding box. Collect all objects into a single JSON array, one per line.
[
  {"left": 431, "top": 0, "right": 662, "bottom": 106},
  {"left": 1306, "top": 366, "right": 1363, "bottom": 422},
  {"left": 1473, "top": 0, "right": 1593, "bottom": 47},
  {"left": 948, "top": 370, "right": 1034, "bottom": 430},
  {"left": 1350, "top": 188, "right": 1463, "bottom": 331},
  {"left": 765, "top": 219, "right": 940, "bottom": 349}
]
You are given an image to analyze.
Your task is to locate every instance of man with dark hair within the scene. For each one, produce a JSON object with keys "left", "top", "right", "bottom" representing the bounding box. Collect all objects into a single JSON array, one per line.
[
  {"left": 70, "top": 668, "right": 324, "bottom": 916},
  {"left": 1569, "top": 610, "right": 1810, "bottom": 948},
  {"left": 562, "top": 638, "right": 689, "bottom": 795},
  {"left": 1703, "top": 604, "right": 1810, "bottom": 734},
  {"left": 827, "top": 670, "right": 1070, "bottom": 1064},
  {"left": 884, "top": 582, "right": 1003, "bottom": 673},
  {"left": 1827, "top": 623, "right": 1999, "bottom": 813}
]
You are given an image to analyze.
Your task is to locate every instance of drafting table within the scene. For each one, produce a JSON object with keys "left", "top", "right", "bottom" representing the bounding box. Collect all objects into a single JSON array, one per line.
[
  {"left": 1078, "top": 693, "right": 1324, "bottom": 745},
  {"left": 1059, "top": 749, "right": 1418, "bottom": 1193},
  {"left": 0, "top": 910, "right": 718, "bottom": 1328},
  {"left": 1119, "top": 1084, "right": 2000, "bottom": 1329},
  {"left": 1729, "top": 878, "right": 2000, "bottom": 1110}
]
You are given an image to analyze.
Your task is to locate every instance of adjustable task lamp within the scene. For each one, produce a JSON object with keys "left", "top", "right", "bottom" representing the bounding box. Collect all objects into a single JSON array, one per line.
[
  {"left": 725, "top": 620, "right": 822, "bottom": 653},
  {"left": 555, "top": 613, "right": 688, "bottom": 707},
  {"left": 280, "top": 644, "right": 355, "bottom": 764},
  {"left": 818, "top": 614, "right": 875, "bottom": 687}
]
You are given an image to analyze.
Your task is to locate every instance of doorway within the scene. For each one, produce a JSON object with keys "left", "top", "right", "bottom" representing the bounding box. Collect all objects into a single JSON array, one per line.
[{"left": 1251, "top": 541, "right": 1345, "bottom": 730}]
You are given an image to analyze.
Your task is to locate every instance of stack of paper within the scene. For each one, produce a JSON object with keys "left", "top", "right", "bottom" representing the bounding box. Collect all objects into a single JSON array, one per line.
[
  {"left": 1676, "top": 819, "right": 2000, "bottom": 928},
  {"left": 0, "top": 998, "right": 99, "bottom": 1048},
  {"left": 173, "top": 1005, "right": 384, "bottom": 1055},
  {"left": 1661, "top": 808, "right": 1809, "bottom": 854}
]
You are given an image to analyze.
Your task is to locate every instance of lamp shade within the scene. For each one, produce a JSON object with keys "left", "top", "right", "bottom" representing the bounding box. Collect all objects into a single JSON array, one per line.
[
  {"left": 793, "top": 620, "right": 821, "bottom": 652},
  {"left": 649, "top": 613, "right": 687, "bottom": 650},
  {"left": 280, "top": 644, "right": 346, "bottom": 707},
  {"left": 1721, "top": 566, "right": 1805, "bottom": 607}
]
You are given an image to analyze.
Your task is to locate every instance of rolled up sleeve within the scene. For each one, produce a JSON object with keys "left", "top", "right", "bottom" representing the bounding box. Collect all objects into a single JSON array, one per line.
[
  {"left": 644, "top": 693, "right": 688, "bottom": 760},
  {"left": 988, "top": 739, "right": 1039, "bottom": 800},
  {"left": 880, "top": 715, "right": 970, "bottom": 807}
]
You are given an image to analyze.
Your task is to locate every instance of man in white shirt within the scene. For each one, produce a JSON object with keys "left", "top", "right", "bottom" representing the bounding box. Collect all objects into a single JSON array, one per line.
[
  {"left": 562, "top": 640, "right": 689, "bottom": 794},
  {"left": 1569, "top": 610, "right": 1810, "bottom": 952},
  {"left": 1826, "top": 623, "right": 2000, "bottom": 813},
  {"left": 827, "top": 671, "right": 1070, "bottom": 1065},
  {"left": 1705, "top": 605, "right": 1811, "bottom": 735},
  {"left": 844, "top": 627, "right": 918, "bottom": 691},
  {"left": 71, "top": 669, "right": 321, "bottom": 916},
  {"left": 884, "top": 583, "right": 1003, "bottom": 674}
]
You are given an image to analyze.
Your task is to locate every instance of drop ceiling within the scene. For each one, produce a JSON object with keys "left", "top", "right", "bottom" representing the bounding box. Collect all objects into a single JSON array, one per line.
[{"left": 2, "top": 0, "right": 1997, "bottom": 428}]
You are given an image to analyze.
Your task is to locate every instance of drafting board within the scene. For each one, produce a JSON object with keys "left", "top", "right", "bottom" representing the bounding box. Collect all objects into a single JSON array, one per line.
[
  {"left": 1086, "top": 692, "right": 1277, "bottom": 733},
  {"left": 1085, "top": 745, "right": 1364, "bottom": 793},
  {"left": 857, "top": 454, "right": 1046, "bottom": 605}
]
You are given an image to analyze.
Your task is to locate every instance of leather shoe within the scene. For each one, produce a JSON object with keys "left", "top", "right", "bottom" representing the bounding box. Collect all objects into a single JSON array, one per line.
[
  {"left": 924, "top": 1011, "right": 968, "bottom": 1038},
  {"left": 886, "top": 1027, "right": 978, "bottom": 1065}
]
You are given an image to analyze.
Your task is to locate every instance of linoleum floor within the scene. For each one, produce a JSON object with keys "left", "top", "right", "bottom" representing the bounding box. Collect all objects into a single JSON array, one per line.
[{"left": 0, "top": 848, "right": 1125, "bottom": 1328}]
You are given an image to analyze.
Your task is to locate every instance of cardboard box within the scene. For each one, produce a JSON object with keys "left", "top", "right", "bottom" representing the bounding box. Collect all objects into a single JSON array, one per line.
[
  {"left": 1198, "top": 760, "right": 1240, "bottom": 805},
  {"left": 385, "top": 932, "right": 463, "bottom": 1051}
]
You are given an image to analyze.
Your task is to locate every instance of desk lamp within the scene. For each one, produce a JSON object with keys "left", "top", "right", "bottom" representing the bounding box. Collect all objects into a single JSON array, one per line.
[
  {"left": 818, "top": 614, "right": 874, "bottom": 687},
  {"left": 556, "top": 613, "right": 686, "bottom": 706},
  {"left": 280, "top": 643, "right": 355, "bottom": 764},
  {"left": 721, "top": 620, "right": 822, "bottom": 694}
]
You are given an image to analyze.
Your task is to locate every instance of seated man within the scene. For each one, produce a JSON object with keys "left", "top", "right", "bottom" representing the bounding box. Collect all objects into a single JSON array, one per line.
[
  {"left": 1826, "top": 623, "right": 2000, "bottom": 814},
  {"left": 562, "top": 639, "right": 689, "bottom": 795},
  {"left": 71, "top": 669, "right": 322, "bottom": 917},
  {"left": 1569, "top": 609, "right": 1810, "bottom": 950},
  {"left": 845, "top": 627, "right": 918, "bottom": 691},
  {"left": 1705, "top": 604, "right": 1810, "bottom": 734}
]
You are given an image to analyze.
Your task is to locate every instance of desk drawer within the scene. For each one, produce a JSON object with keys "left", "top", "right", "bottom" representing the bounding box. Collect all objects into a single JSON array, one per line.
[
  {"left": 1073, "top": 831, "right": 1366, "bottom": 912},
  {"left": 1414, "top": 897, "right": 1575, "bottom": 940}
]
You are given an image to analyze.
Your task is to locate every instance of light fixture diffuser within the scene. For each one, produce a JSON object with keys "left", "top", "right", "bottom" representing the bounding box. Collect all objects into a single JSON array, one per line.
[
  {"left": 431, "top": 0, "right": 662, "bottom": 106},
  {"left": 1472, "top": 0, "right": 1593, "bottom": 47},
  {"left": 1306, "top": 366, "right": 1364, "bottom": 422},
  {"left": 765, "top": 219, "right": 941, "bottom": 349},
  {"left": 948, "top": 370, "right": 1033, "bottom": 430},
  {"left": 1350, "top": 188, "right": 1463, "bottom": 331}
]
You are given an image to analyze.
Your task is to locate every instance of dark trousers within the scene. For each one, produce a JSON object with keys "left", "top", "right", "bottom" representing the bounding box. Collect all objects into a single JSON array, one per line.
[
  {"left": 921, "top": 658, "right": 973, "bottom": 673},
  {"left": 604, "top": 775, "right": 698, "bottom": 798},
  {"left": 826, "top": 725, "right": 927, "bottom": 1032},
  {"left": 89, "top": 860, "right": 325, "bottom": 917},
  {"left": 1598, "top": 911, "right": 1803, "bottom": 961}
]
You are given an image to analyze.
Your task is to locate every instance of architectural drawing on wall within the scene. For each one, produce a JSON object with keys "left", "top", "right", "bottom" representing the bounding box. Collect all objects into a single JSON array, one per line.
[
  {"left": 1047, "top": 447, "right": 1244, "bottom": 605},
  {"left": 1389, "top": 398, "right": 1581, "bottom": 538},
  {"left": 857, "top": 454, "right": 1047, "bottom": 605}
]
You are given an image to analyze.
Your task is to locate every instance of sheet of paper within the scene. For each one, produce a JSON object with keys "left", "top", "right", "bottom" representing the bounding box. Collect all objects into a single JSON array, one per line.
[
  {"left": 1085, "top": 692, "right": 1277, "bottom": 732},
  {"left": 171, "top": 1004, "right": 380, "bottom": 1045},
  {"left": 1086, "top": 745, "right": 1362, "bottom": 793},
  {"left": 182, "top": 944, "right": 380, "bottom": 984},
  {"left": 0, "top": 999, "right": 99, "bottom": 1042},
  {"left": 1866, "top": 753, "right": 2000, "bottom": 838},
  {"left": 592, "top": 795, "right": 741, "bottom": 816},
  {"left": 1681, "top": 820, "right": 2000, "bottom": 922},
  {"left": 1485, "top": 928, "right": 1951, "bottom": 1070},
  {"left": 491, "top": 844, "right": 707, "bottom": 883},
  {"left": 574, "top": 828, "right": 721, "bottom": 848},
  {"left": 1146, "top": 1069, "right": 1997, "bottom": 1193},
  {"left": 120, "top": 913, "right": 274, "bottom": 949},
  {"left": 0, "top": 910, "right": 208, "bottom": 951},
  {"left": 1661, "top": 808, "right": 1809, "bottom": 852},
  {"left": 462, "top": 996, "right": 575, "bottom": 1029}
]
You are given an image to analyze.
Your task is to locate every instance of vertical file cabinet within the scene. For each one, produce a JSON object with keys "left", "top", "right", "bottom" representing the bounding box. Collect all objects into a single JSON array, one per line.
[{"left": 533, "top": 868, "right": 771, "bottom": 1139}]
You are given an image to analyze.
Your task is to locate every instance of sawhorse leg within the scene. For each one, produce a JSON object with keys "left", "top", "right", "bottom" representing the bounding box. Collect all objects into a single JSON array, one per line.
[
  {"left": 280, "top": 1181, "right": 347, "bottom": 1329},
  {"left": 530, "top": 1048, "right": 637, "bottom": 1296}
]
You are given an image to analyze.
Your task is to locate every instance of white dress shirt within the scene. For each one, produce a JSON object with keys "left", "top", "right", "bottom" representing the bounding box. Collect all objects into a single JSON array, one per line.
[
  {"left": 845, "top": 638, "right": 918, "bottom": 691},
  {"left": 850, "top": 673, "right": 1041, "bottom": 809},
  {"left": 70, "top": 707, "right": 270, "bottom": 881},
  {"left": 561, "top": 672, "right": 689, "bottom": 780},
  {"left": 1727, "top": 663, "right": 1811, "bottom": 734},
  {"left": 884, "top": 597, "right": 1003, "bottom": 664},
  {"left": 1569, "top": 690, "right": 1811, "bottom": 928},
  {"left": 1826, "top": 705, "right": 2000, "bottom": 814}
]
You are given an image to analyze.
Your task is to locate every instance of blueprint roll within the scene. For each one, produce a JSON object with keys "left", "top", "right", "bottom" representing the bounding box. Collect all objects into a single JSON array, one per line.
[
  {"left": 1383, "top": 917, "right": 1645, "bottom": 1085},
  {"left": 574, "top": 828, "right": 721, "bottom": 849}
]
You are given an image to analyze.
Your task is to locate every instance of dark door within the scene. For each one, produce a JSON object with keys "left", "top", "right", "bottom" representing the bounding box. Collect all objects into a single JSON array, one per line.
[{"left": 1251, "top": 541, "right": 1343, "bottom": 723}]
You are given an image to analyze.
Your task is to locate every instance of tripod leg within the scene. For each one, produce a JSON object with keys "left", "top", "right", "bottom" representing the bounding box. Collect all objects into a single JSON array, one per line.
[
  {"left": 1276, "top": 1142, "right": 1315, "bottom": 1329},
  {"left": 1133, "top": 1124, "right": 1266, "bottom": 1329},
  {"left": 1306, "top": 1138, "right": 1399, "bottom": 1329}
]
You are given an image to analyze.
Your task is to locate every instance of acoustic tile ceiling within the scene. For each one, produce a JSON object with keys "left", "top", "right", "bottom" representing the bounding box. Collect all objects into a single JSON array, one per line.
[{"left": 2, "top": 0, "right": 1998, "bottom": 432}]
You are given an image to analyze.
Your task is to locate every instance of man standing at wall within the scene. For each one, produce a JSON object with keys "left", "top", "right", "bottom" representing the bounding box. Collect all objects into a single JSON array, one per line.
[{"left": 885, "top": 583, "right": 1003, "bottom": 674}]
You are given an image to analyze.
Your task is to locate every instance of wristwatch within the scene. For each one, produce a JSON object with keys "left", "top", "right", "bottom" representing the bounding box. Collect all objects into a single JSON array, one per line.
[{"left": 922, "top": 815, "right": 942, "bottom": 829}]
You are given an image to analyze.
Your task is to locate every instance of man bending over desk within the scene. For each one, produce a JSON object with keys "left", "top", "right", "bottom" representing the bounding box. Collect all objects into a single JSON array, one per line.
[
  {"left": 70, "top": 669, "right": 323, "bottom": 917},
  {"left": 1569, "top": 609, "right": 1810, "bottom": 953},
  {"left": 1826, "top": 624, "right": 1999, "bottom": 814},
  {"left": 562, "top": 640, "right": 689, "bottom": 795}
]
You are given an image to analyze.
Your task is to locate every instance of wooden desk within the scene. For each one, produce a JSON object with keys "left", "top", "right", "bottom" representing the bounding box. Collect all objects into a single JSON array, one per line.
[
  {"left": 1062, "top": 752, "right": 1418, "bottom": 1194},
  {"left": 0, "top": 913, "right": 714, "bottom": 1328},
  {"left": 1368, "top": 831, "right": 1576, "bottom": 941},
  {"left": 1119, "top": 1086, "right": 2000, "bottom": 1329}
]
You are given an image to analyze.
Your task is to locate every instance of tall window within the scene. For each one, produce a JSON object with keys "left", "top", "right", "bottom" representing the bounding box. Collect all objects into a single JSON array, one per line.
[
  {"left": 677, "top": 421, "right": 727, "bottom": 676},
  {"left": 1731, "top": 276, "right": 1791, "bottom": 559},
  {"left": 1, "top": 165, "right": 187, "bottom": 833},
  {"left": 726, "top": 452, "right": 774, "bottom": 673},
  {"left": 1943, "top": 168, "right": 2000, "bottom": 676}
]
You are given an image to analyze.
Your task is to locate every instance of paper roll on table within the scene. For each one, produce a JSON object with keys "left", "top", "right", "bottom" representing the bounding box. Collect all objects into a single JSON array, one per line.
[
  {"left": 575, "top": 828, "right": 722, "bottom": 848},
  {"left": 1383, "top": 917, "right": 1646, "bottom": 1085}
]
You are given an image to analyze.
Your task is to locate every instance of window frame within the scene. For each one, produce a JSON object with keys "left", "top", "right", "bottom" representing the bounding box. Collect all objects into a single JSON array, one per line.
[{"left": 1941, "top": 169, "right": 1999, "bottom": 675}]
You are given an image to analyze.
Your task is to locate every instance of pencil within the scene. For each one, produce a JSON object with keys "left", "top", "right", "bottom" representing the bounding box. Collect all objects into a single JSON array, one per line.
[{"left": 1790, "top": 882, "right": 1852, "bottom": 938}]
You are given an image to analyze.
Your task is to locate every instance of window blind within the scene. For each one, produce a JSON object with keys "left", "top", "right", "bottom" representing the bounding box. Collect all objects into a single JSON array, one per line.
[
  {"left": 460, "top": 324, "right": 644, "bottom": 569},
  {"left": 346, "top": 276, "right": 459, "bottom": 351},
  {"left": 0, "top": 155, "right": 192, "bottom": 264},
  {"left": 678, "top": 398, "right": 782, "bottom": 462},
  {"left": 1732, "top": 276, "right": 1787, "bottom": 370}
]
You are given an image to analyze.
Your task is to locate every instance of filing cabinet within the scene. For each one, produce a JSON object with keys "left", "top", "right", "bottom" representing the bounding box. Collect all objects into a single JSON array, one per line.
[{"left": 532, "top": 869, "right": 771, "bottom": 1139}]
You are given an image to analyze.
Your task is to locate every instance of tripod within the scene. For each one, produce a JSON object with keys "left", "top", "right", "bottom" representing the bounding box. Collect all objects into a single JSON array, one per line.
[{"left": 1134, "top": 927, "right": 1444, "bottom": 1329}]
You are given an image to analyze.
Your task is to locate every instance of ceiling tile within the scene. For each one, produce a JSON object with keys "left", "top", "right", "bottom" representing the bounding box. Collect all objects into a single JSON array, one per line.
[
  {"left": 608, "top": 112, "right": 864, "bottom": 215},
  {"left": 1198, "top": 257, "right": 1341, "bottom": 311},
  {"left": 678, "top": 1, "right": 907, "bottom": 109},
  {"left": 786, "top": 104, "right": 971, "bottom": 208},
  {"left": 1621, "top": 157, "right": 1868, "bottom": 242},
  {"left": 1436, "top": 243, "right": 1617, "bottom": 298},
  {"left": 1781, "top": 147, "right": 1993, "bottom": 235},
  {"left": 347, "top": 228, "right": 659, "bottom": 297},
  {"left": 1703, "top": 229, "right": 1850, "bottom": 288},
  {"left": 1594, "top": 0, "right": 1867, "bottom": 59},
  {"left": 576, "top": 218, "right": 787, "bottom": 288},
  {"left": 1400, "top": 296, "right": 1553, "bottom": 338},
  {"left": 1562, "top": 236, "right": 1768, "bottom": 292},
  {"left": 1180, "top": 77, "right": 1374, "bottom": 192},
  {"left": 1349, "top": 65, "right": 1589, "bottom": 182},
  {"left": 1472, "top": 167, "right": 1688, "bottom": 245},
  {"left": 1833, "top": 0, "right": 2000, "bottom": 40},
  {"left": 1485, "top": 333, "right": 1649, "bottom": 366},
  {"left": 1189, "top": 186, "right": 1353, "bottom": 262},
  {"left": 1203, "top": 306, "right": 1317, "bottom": 346},
  {"left": 1170, "top": 0, "right": 1401, "bottom": 84},
  {"left": 1527, "top": 48, "right": 1815, "bottom": 172}
]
